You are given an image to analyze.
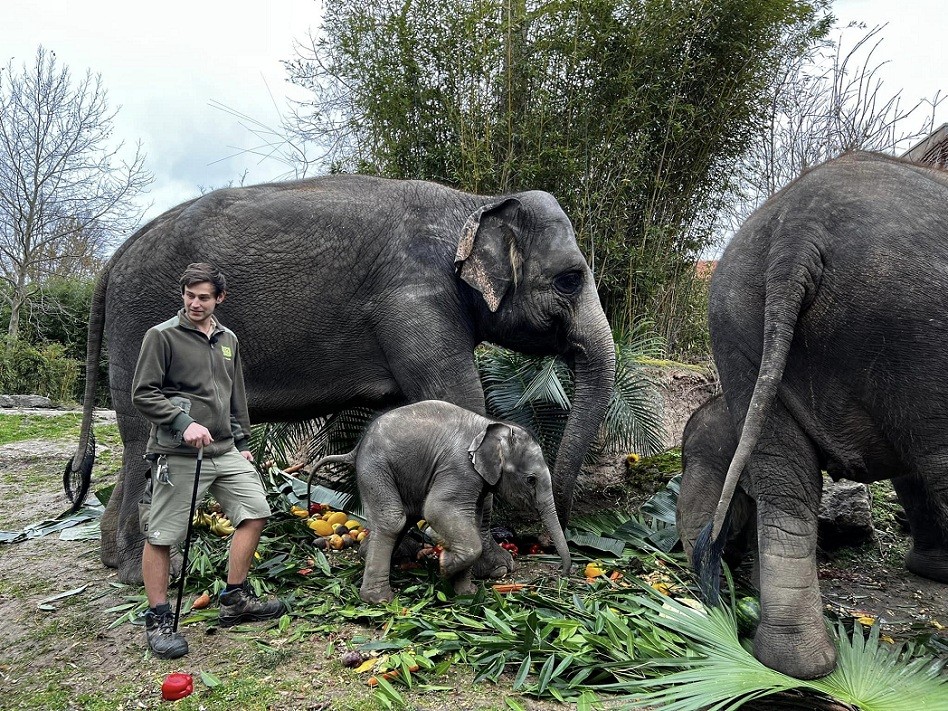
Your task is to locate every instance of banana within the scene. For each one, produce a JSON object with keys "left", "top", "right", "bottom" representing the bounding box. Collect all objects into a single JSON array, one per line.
[{"left": 211, "top": 517, "right": 235, "bottom": 536}]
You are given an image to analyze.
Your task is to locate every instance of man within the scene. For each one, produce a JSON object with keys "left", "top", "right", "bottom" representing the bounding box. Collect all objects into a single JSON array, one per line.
[{"left": 132, "top": 262, "right": 285, "bottom": 659}]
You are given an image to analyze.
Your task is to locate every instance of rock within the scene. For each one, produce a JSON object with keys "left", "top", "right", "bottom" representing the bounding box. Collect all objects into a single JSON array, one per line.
[
  {"left": 0, "top": 394, "right": 55, "bottom": 408},
  {"left": 649, "top": 367, "right": 717, "bottom": 448},
  {"left": 819, "top": 479, "right": 875, "bottom": 548}
]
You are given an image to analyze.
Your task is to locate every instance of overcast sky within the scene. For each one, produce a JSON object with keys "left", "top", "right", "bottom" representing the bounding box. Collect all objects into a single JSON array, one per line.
[{"left": 2, "top": 1, "right": 946, "bottom": 225}]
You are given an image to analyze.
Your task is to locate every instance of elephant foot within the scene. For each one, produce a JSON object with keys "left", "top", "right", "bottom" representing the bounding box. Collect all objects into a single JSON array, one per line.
[
  {"left": 452, "top": 575, "right": 476, "bottom": 596},
  {"left": 905, "top": 547, "right": 948, "bottom": 583},
  {"left": 114, "top": 535, "right": 147, "bottom": 585},
  {"left": 472, "top": 542, "right": 515, "bottom": 579},
  {"left": 754, "top": 622, "right": 836, "bottom": 679},
  {"left": 359, "top": 586, "right": 394, "bottom": 604}
]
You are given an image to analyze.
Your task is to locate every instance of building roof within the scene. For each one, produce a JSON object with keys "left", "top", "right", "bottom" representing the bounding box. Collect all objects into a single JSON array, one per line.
[{"left": 902, "top": 123, "right": 948, "bottom": 168}]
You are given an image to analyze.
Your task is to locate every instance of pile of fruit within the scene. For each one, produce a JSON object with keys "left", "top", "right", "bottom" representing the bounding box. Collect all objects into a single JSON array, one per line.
[
  {"left": 192, "top": 506, "right": 235, "bottom": 536},
  {"left": 289, "top": 503, "right": 367, "bottom": 550}
]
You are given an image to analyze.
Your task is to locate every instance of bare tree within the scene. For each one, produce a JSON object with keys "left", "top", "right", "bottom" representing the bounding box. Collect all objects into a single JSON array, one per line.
[
  {"left": 725, "top": 23, "right": 943, "bottom": 236},
  {"left": 0, "top": 46, "right": 152, "bottom": 339}
]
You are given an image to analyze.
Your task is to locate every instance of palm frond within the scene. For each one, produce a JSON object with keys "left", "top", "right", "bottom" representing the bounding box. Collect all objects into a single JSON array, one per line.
[
  {"left": 478, "top": 330, "right": 667, "bottom": 467},
  {"left": 612, "top": 583, "right": 948, "bottom": 711},
  {"left": 249, "top": 419, "right": 324, "bottom": 466},
  {"left": 516, "top": 356, "right": 572, "bottom": 410},
  {"left": 299, "top": 407, "right": 378, "bottom": 464},
  {"left": 809, "top": 621, "right": 948, "bottom": 710}
]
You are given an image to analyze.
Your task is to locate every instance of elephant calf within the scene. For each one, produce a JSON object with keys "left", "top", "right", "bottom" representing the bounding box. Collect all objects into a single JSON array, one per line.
[
  {"left": 677, "top": 395, "right": 757, "bottom": 577},
  {"left": 311, "top": 400, "right": 572, "bottom": 603}
]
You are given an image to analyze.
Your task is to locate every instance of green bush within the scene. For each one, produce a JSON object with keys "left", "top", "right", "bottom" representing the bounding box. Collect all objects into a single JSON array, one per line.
[
  {"left": 667, "top": 271, "right": 711, "bottom": 362},
  {"left": 0, "top": 338, "right": 80, "bottom": 403}
]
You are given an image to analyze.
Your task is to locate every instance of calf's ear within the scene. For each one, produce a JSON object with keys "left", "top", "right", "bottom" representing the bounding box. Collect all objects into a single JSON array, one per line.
[{"left": 468, "top": 423, "right": 512, "bottom": 486}]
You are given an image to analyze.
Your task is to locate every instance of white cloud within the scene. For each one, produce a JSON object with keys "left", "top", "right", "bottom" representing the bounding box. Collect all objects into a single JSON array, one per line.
[{"left": 2, "top": 0, "right": 317, "bottom": 221}]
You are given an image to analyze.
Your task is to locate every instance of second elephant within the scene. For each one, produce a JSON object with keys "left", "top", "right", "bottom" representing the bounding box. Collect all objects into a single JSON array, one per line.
[{"left": 312, "top": 401, "right": 572, "bottom": 603}]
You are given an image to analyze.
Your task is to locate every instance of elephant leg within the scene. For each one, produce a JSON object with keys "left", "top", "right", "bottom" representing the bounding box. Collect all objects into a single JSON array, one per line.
[
  {"left": 751, "top": 403, "right": 835, "bottom": 679},
  {"left": 358, "top": 472, "right": 407, "bottom": 604},
  {"left": 424, "top": 503, "right": 482, "bottom": 596},
  {"left": 101, "top": 387, "right": 151, "bottom": 583},
  {"left": 472, "top": 493, "right": 515, "bottom": 579},
  {"left": 893, "top": 472, "right": 948, "bottom": 583}
]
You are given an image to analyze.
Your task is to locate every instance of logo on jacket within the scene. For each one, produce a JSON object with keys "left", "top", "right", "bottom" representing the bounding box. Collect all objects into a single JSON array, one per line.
[{"left": 221, "top": 345, "right": 233, "bottom": 360}]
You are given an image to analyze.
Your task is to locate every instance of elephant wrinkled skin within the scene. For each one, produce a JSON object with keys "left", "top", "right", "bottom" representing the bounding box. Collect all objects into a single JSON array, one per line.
[
  {"left": 699, "top": 152, "right": 948, "bottom": 679},
  {"left": 312, "top": 400, "right": 571, "bottom": 603},
  {"left": 69, "top": 175, "right": 614, "bottom": 585}
]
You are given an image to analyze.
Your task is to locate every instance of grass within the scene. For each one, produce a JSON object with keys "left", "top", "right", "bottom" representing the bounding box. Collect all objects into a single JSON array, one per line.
[{"left": 0, "top": 412, "right": 84, "bottom": 445}]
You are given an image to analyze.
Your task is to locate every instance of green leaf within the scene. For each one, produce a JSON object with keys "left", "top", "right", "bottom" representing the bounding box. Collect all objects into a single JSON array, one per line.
[
  {"left": 36, "top": 584, "right": 89, "bottom": 610},
  {"left": 199, "top": 670, "right": 222, "bottom": 688},
  {"left": 513, "top": 654, "right": 532, "bottom": 690},
  {"left": 564, "top": 531, "right": 625, "bottom": 556}
]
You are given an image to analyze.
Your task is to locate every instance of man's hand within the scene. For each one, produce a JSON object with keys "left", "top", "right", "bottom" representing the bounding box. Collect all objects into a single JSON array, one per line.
[
  {"left": 183, "top": 422, "right": 214, "bottom": 448},
  {"left": 240, "top": 450, "right": 254, "bottom": 462}
]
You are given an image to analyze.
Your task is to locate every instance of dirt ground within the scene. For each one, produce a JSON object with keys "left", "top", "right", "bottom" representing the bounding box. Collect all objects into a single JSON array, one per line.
[{"left": 1, "top": 371, "right": 947, "bottom": 710}]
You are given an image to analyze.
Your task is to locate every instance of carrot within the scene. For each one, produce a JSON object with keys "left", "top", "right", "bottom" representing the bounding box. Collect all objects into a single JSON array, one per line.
[
  {"left": 366, "top": 665, "right": 420, "bottom": 686},
  {"left": 492, "top": 583, "right": 525, "bottom": 594}
]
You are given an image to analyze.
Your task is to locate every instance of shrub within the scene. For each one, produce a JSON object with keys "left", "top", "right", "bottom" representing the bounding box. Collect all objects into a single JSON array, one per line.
[{"left": 0, "top": 338, "right": 80, "bottom": 403}]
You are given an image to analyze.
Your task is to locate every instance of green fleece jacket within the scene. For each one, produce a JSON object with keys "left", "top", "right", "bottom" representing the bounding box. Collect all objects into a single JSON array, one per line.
[{"left": 132, "top": 309, "right": 252, "bottom": 457}]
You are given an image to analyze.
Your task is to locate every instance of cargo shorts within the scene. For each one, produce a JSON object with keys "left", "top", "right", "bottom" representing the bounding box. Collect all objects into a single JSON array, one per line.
[{"left": 139, "top": 448, "right": 271, "bottom": 547}]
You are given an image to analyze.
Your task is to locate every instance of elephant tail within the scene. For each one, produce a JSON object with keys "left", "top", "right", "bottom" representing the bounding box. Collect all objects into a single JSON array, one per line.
[
  {"left": 696, "top": 224, "right": 820, "bottom": 603},
  {"left": 64, "top": 263, "right": 111, "bottom": 512},
  {"left": 306, "top": 451, "right": 357, "bottom": 509}
]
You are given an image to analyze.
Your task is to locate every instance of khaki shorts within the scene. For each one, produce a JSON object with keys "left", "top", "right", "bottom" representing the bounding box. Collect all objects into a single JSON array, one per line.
[{"left": 140, "top": 449, "right": 271, "bottom": 547}]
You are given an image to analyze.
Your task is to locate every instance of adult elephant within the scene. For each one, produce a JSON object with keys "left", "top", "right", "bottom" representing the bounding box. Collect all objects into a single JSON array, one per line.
[
  {"left": 67, "top": 174, "right": 615, "bottom": 585},
  {"left": 696, "top": 152, "right": 948, "bottom": 679}
]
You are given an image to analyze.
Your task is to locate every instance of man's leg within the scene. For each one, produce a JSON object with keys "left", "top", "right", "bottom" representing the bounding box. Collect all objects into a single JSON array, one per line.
[
  {"left": 210, "top": 451, "right": 287, "bottom": 626},
  {"left": 143, "top": 541, "right": 171, "bottom": 607},
  {"left": 142, "top": 541, "right": 188, "bottom": 659},
  {"left": 226, "top": 517, "right": 266, "bottom": 584},
  {"left": 218, "top": 517, "right": 287, "bottom": 626}
]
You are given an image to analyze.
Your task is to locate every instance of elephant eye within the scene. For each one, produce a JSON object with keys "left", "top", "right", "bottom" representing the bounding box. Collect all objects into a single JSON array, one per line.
[{"left": 553, "top": 270, "right": 582, "bottom": 296}]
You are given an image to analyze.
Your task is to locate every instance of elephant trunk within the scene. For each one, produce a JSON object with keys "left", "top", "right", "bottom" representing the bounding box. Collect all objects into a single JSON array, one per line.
[
  {"left": 540, "top": 495, "right": 572, "bottom": 574},
  {"left": 553, "top": 296, "right": 616, "bottom": 527}
]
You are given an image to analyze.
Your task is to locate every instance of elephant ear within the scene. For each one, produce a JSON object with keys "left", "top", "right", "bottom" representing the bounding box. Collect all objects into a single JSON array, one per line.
[
  {"left": 454, "top": 198, "right": 523, "bottom": 312},
  {"left": 468, "top": 422, "right": 512, "bottom": 486}
]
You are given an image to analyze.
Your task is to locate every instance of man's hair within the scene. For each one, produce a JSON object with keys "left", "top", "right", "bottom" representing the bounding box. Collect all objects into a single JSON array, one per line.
[{"left": 179, "top": 263, "right": 227, "bottom": 296}]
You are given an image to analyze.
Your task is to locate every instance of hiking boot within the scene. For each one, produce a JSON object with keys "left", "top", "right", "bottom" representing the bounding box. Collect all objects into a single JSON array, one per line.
[
  {"left": 144, "top": 607, "right": 189, "bottom": 659},
  {"left": 218, "top": 583, "right": 286, "bottom": 627}
]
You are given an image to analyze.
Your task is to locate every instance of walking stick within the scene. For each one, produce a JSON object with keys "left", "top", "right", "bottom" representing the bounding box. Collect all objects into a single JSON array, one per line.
[{"left": 173, "top": 445, "right": 204, "bottom": 633}]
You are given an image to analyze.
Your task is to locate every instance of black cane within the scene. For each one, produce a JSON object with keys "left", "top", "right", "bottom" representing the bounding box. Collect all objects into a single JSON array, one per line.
[{"left": 173, "top": 446, "right": 204, "bottom": 633}]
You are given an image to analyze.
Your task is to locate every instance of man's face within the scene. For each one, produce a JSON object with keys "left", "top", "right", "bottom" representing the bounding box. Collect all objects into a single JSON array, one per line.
[{"left": 181, "top": 281, "right": 223, "bottom": 326}]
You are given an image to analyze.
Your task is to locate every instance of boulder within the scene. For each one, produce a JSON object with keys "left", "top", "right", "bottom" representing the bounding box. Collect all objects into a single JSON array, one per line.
[
  {"left": 0, "top": 394, "right": 55, "bottom": 408},
  {"left": 818, "top": 479, "right": 875, "bottom": 548}
]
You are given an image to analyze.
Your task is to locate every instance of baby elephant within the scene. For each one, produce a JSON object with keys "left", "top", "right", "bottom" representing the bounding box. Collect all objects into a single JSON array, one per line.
[{"left": 312, "top": 400, "right": 572, "bottom": 603}]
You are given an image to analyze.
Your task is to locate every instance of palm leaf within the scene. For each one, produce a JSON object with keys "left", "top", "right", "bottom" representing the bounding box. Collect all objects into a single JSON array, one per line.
[
  {"left": 597, "top": 334, "right": 667, "bottom": 458},
  {"left": 249, "top": 419, "right": 323, "bottom": 466},
  {"left": 516, "top": 356, "right": 572, "bottom": 410},
  {"left": 809, "top": 620, "right": 948, "bottom": 710},
  {"left": 612, "top": 583, "right": 948, "bottom": 711},
  {"left": 478, "top": 329, "right": 667, "bottom": 467}
]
